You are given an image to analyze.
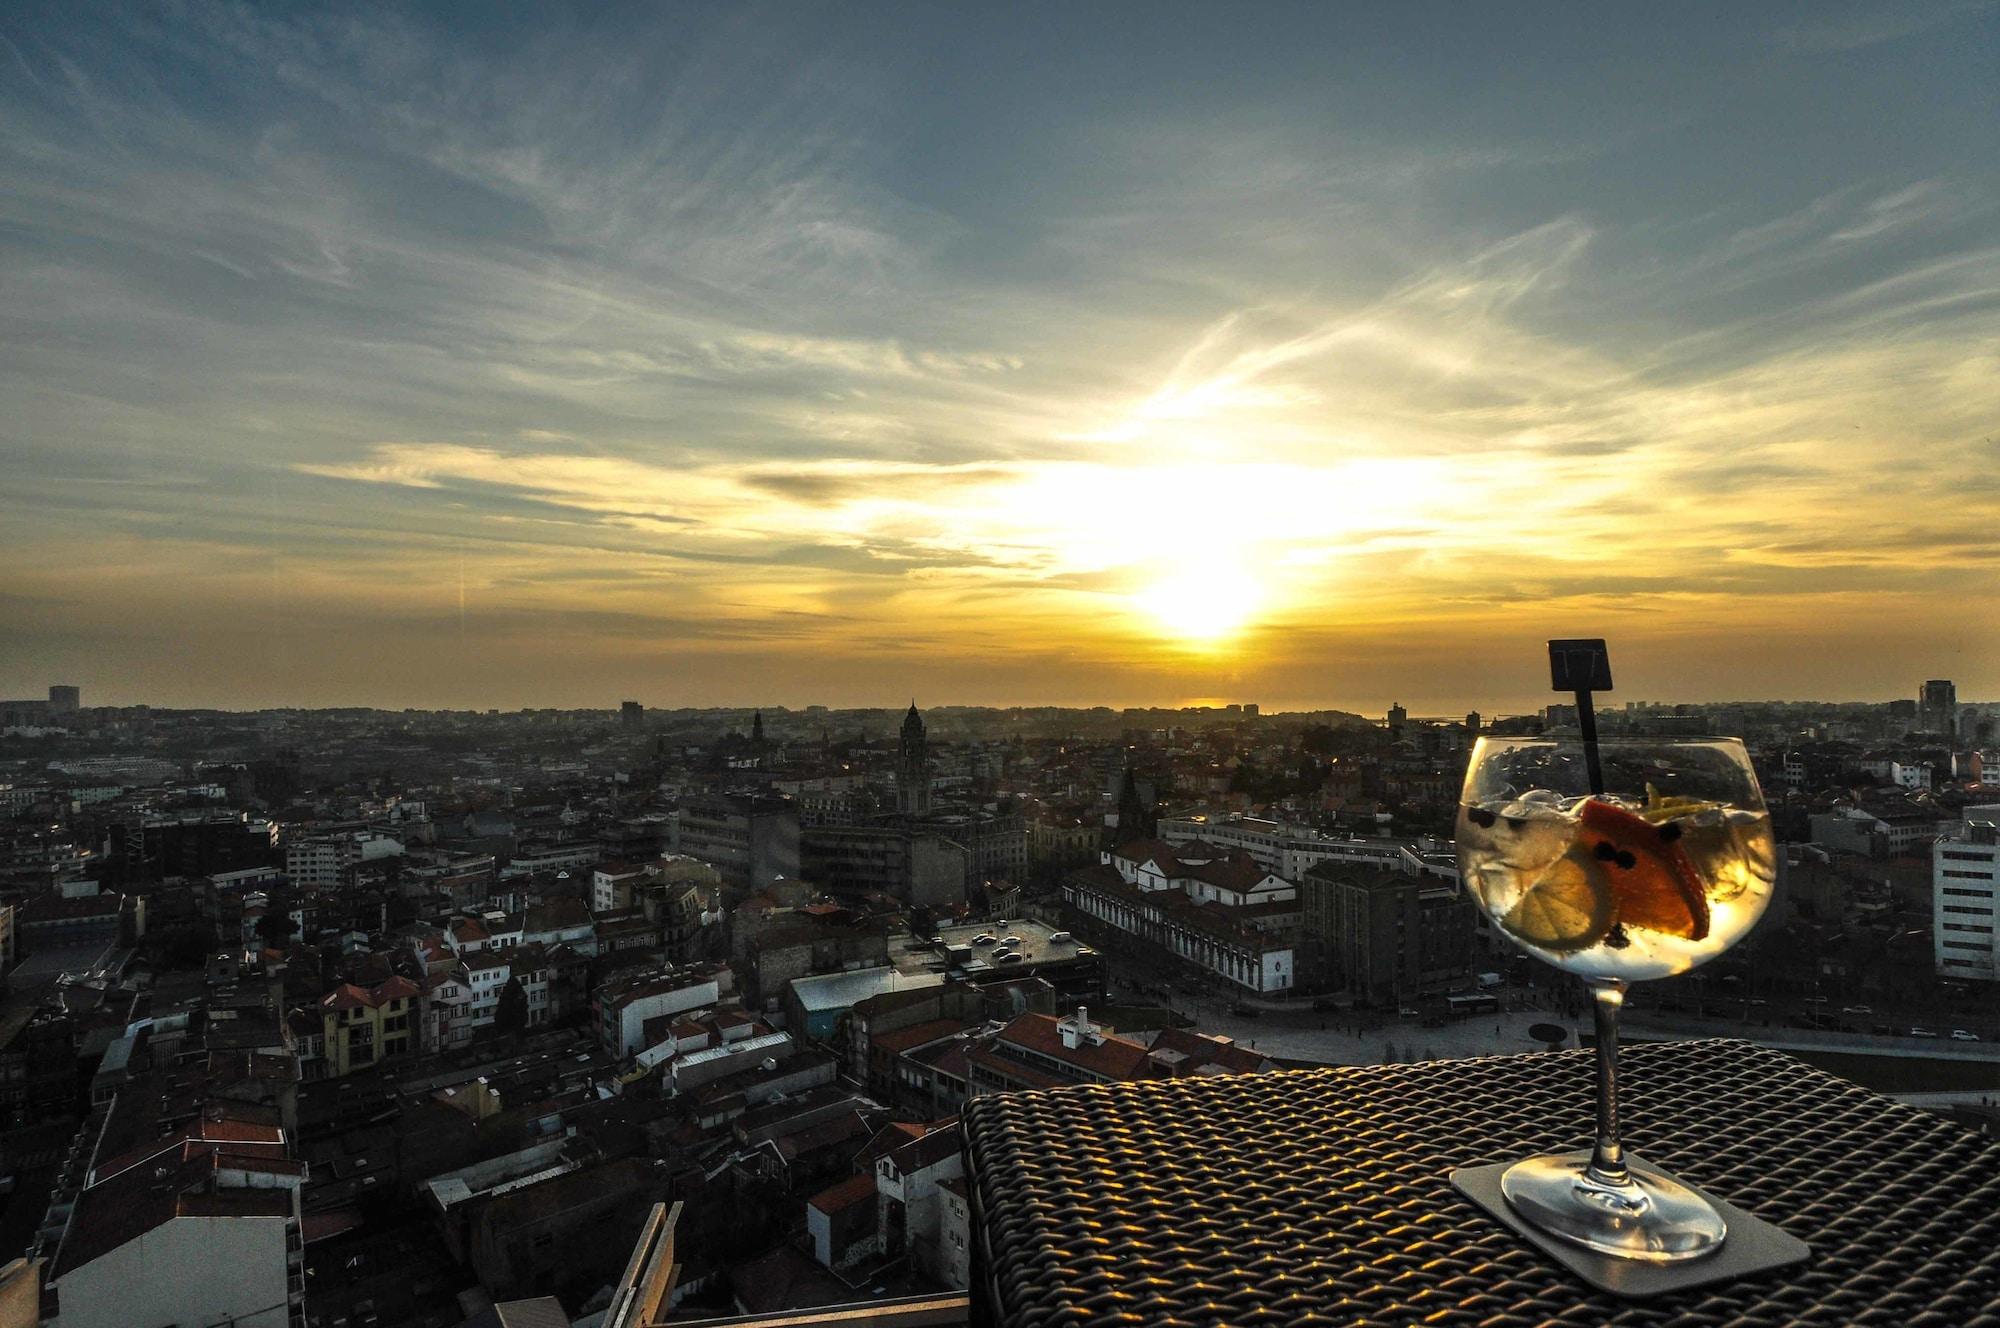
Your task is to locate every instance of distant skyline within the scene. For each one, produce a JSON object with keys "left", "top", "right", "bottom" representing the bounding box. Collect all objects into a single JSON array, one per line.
[{"left": 4, "top": 3, "right": 1997, "bottom": 713}]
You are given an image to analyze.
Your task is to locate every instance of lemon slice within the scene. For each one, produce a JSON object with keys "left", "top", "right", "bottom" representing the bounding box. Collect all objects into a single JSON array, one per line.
[
  {"left": 1501, "top": 847, "right": 1614, "bottom": 954},
  {"left": 1640, "top": 783, "right": 1722, "bottom": 825}
]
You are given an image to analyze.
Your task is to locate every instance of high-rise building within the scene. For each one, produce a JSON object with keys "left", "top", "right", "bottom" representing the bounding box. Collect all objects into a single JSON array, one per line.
[
  {"left": 620, "top": 700, "right": 645, "bottom": 728},
  {"left": 1300, "top": 863, "right": 1475, "bottom": 1001},
  {"left": 800, "top": 824, "right": 968, "bottom": 907},
  {"left": 1935, "top": 811, "right": 2000, "bottom": 982},
  {"left": 47, "top": 685, "right": 80, "bottom": 713},
  {"left": 1919, "top": 680, "right": 1958, "bottom": 737},
  {"left": 676, "top": 792, "right": 801, "bottom": 889},
  {"left": 898, "top": 703, "right": 932, "bottom": 815}
]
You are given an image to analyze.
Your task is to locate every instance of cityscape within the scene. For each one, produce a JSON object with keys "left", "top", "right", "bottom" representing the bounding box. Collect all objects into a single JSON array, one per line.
[
  {"left": 4, "top": 2, "right": 1998, "bottom": 1325},
  {"left": 0, "top": 682, "right": 1993, "bottom": 1324}
]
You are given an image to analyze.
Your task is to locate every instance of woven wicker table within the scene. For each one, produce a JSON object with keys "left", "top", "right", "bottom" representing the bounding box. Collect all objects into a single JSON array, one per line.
[{"left": 961, "top": 1038, "right": 2000, "bottom": 1327}]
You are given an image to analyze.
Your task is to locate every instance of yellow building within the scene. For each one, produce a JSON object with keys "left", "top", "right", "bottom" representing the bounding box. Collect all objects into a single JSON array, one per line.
[{"left": 317, "top": 975, "right": 420, "bottom": 1077}]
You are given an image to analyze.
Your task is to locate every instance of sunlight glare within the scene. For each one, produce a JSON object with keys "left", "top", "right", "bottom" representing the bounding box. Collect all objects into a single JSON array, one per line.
[{"left": 1135, "top": 561, "right": 1263, "bottom": 645}]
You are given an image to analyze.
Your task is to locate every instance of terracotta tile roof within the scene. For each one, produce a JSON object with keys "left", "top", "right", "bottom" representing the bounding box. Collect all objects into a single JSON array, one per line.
[
  {"left": 994, "top": 1013, "right": 1150, "bottom": 1081},
  {"left": 872, "top": 1018, "right": 974, "bottom": 1056},
  {"left": 91, "top": 1119, "right": 288, "bottom": 1187},
  {"left": 855, "top": 1121, "right": 927, "bottom": 1168},
  {"left": 807, "top": 1171, "right": 878, "bottom": 1216},
  {"left": 1067, "top": 864, "right": 1291, "bottom": 950},
  {"left": 912, "top": 1041, "right": 971, "bottom": 1080},
  {"left": 1148, "top": 1026, "right": 1273, "bottom": 1076},
  {"left": 774, "top": 1111, "right": 873, "bottom": 1163},
  {"left": 1108, "top": 838, "right": 1183, "bottom": 870},
  {"left": 319, "top": 983, "right": 372, "bottom": 1011},
  {"left": 882, "top": 1121, "right": 961, "bottom": 1176},
  {"left": 58, "top": 1145, "right": 294, "bottom": 1277},
  {"left": 318, "top": 975, "right": 418, "bottom": 1010}
]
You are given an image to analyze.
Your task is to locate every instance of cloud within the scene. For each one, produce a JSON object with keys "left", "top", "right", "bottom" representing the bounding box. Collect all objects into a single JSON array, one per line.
[
  {"left": 1773, "top": 0, "right": 1995, "bottom": 53},
  {"left": 1, "top": 4, "right": 1996, "bottom": 708}
]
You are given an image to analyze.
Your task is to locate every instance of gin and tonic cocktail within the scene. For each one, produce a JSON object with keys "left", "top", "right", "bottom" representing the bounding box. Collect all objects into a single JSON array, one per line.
[{"left": 1457, "top": 736, "right": 1777, "bottom": 1261}]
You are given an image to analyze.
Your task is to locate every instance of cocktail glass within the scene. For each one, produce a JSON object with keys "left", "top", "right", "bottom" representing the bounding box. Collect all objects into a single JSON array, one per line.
[{"left": 1457, "top": 736, "right": 1777, "bottom": 1261}]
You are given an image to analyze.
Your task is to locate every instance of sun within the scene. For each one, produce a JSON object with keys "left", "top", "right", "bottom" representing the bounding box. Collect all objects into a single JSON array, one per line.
[{"left": 1134, "top": 561, "right": 1263, "bottom": 646}]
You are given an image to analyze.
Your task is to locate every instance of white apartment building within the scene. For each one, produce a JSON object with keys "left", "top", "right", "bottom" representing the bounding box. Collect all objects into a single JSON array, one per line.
[
  {"left": 428, "top": 948, "right": 553, "bottom": 1050},
  {"left": 594, "top": 861, "right": 653, "bottom": 915},
  {"left": 501, "top": 841, "right": 601, "bottom": 878},
  {"left": 48, "top": 1125, "right": 305, "bottom": 1328},
  {"left": 285, "top": 831, "right": 403, "bottom": 889},
  {"left": 1857, "top": 757, "right": 1933, "bottom": 791},
  {"left": 597, "top": 970, "right": 722, "bottom": 1057},
  {"left": 1935, "top": 813, "right": 2000, "bottom": 981},
  {"left": 1064, "top": 841, "right": 1296, "bottom": 994}
]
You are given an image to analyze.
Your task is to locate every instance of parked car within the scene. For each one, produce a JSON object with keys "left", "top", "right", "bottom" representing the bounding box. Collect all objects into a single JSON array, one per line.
[
  {"left": 1841, "top": 1004, "right": 1873, "bottom": 1016},
  {"left": 1951, "top": 1029, "right": 1981, "bottom": 1042},
  {"left": 1908, "top": 1027, "right": 1940, "bottom": 1038}
]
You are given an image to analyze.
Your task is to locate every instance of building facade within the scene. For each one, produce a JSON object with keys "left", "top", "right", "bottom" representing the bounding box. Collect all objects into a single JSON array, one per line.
[
  {"left": 314, "top": 976, "right": 420, "bottom": 1078},
  {"left": 676, "top": 793, "right": 801, "bottom": 890},
  {"left": 898, "top": 704, "right": 931, "bottom": 815},
  {"left": 1935, "top": 814, "right": 2000, "bottom": 980},
  {"left": 1060, "top": 841, "right": 1297, "bottom": 994},
  {"left": 800, "top": 825, "right": 968, "bottom": 908},
  {"left": 1300, "top": 863, "right": 1475, "bottom": 1002}
]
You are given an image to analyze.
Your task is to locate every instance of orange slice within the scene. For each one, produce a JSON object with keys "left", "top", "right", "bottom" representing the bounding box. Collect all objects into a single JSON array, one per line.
[
  {"left": 1500, "top": 846, "right": 1614, "bottom": 954},
  {"left": 1579, "top": 798, "right": 1711, "bottom": 942}
]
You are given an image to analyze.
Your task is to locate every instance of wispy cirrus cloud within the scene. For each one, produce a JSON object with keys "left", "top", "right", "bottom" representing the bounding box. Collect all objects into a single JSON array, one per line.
[{"left": 1, "top": 2, "right": 1995, "bottom": 709}]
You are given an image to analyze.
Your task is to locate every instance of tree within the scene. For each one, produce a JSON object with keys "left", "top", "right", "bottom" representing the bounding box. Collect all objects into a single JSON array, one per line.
[
  {"left": 159, "top": 924, "right": 215, "bottom": 970},
  {"left": 255, "top": 892, "right": 296, "bottom": 950},
  {"left": 494, "top": 976, "right": 529, "bottom": 1034}
]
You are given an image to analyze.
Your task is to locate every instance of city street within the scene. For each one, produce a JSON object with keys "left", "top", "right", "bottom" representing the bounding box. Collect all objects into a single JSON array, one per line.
[
  {"left": 1174, "top": 1000, "right": 1575, "bottom": 1066},
  {"left": 1102, "top": 955, "right": 2000, "bottom": 1071}
]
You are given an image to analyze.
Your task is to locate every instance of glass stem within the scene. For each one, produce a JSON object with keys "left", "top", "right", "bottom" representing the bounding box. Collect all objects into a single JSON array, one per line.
[{"left": 1586, "top": 979, "right": 1630, "bottom": 1187}]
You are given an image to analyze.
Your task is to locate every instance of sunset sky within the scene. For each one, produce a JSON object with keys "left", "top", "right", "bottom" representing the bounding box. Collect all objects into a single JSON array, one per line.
[{"left": 3, "top": 3, "right": 1997, "bottom": 713}]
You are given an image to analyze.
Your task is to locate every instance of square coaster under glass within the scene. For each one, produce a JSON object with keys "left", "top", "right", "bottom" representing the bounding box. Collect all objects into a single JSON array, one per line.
[{"left": 1451, "top": 1150, "right": 1812, "bottom": 1299}]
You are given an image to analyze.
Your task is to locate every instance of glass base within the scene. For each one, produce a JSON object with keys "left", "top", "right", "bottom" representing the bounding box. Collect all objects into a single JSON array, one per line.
[{"left": 1499, "top": 1153, "right": 1727, "bottom": 1263}]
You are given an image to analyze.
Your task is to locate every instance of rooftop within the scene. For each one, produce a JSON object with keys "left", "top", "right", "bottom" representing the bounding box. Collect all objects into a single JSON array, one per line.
[
  {"left": 886, "top": 918, "right": 1095, "bottom": 978},
  {"left": 786, "top": 966, "right": 945, "bottom": 1012}
]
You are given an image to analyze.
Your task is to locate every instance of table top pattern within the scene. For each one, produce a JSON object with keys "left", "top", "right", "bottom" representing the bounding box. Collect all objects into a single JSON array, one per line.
[{"left": 961, "top": 1038, "right": 2000, "bottom": 1327}]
